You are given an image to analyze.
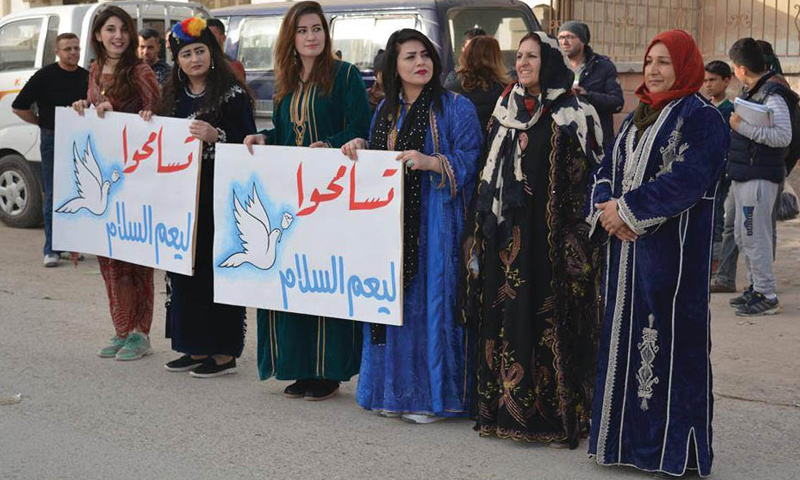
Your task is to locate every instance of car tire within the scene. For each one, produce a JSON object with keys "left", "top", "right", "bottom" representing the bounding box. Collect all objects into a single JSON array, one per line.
[{"left": 0, "top": 153, "right": 43, "bottom": 228}]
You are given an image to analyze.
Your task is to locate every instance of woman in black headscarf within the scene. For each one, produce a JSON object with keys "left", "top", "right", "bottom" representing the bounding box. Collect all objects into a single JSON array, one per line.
[{"left": 461, "top": 31, "right": 604, "bottom": 447}]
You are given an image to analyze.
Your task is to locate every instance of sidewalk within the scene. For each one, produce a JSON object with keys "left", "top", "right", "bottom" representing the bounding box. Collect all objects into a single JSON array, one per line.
[{"left": 0, "top": 218, "right": 798, "bottom": 479}]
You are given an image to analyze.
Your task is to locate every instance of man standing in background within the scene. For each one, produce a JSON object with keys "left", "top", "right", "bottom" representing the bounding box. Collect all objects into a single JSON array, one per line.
[
  {"left": 12, "top": 33, "right": 89, "bottom": 267},
  {"left": 138, "top": 28, "right": 171, "bottom": 86},
  {"left": 206, "top": 18, "right": 246, "bottom": 83},
  {"left": 558, "top": 21, "right": 624, "bottom": 152}
]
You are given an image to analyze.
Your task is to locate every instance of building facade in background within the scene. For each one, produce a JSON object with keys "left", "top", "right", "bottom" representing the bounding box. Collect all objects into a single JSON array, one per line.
[{"left": 528, "top": 0, "right": 800, "bottom": 120}]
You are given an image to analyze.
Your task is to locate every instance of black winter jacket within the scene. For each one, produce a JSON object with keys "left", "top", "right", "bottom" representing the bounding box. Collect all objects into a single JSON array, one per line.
[{"left": 577, "top": 46, "right": 624, "bottom": 152}]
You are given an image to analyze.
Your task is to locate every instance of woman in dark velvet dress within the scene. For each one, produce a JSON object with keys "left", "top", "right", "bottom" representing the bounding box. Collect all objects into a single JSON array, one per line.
[
  {"left": 461, "top": 32, "right": 604, "bottom": 448},
  {"left": 154, "top": 17, "right": 256, "bottom": 378}
]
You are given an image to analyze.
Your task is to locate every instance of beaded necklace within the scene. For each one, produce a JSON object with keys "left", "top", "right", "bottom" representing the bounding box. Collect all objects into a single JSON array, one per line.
[{"left": 290, "top": 81, "right": 316, "bottom": 146}]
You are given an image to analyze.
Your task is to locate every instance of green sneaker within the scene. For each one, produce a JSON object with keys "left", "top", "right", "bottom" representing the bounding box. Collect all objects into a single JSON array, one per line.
[
  {"left": 98, "top": 336, "right": 126, "bottom": 358},
  {"left": 115, "top": 332, "right": 152, "bottom": 361}
]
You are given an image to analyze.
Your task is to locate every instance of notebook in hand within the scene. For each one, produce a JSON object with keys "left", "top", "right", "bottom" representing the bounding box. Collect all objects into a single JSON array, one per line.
[{"left": 734, "top": 97, "right": 774, "bottom": 127}]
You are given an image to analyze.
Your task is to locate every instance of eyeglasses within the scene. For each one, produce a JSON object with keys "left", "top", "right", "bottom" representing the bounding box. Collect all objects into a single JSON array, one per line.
[{"left": 557, "top": 34, "right": 577, "bottom": 42}]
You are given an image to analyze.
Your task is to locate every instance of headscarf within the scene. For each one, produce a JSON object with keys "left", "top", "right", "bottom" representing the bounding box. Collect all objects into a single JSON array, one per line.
[
  {"left": 634, "top": 29, "right": 704, "bottom": 111},
  {"left": 476, "top": 32, "right": 603, "bottom": 243},
  {"left": 168, "top": 16, "right": 220, "bottom": 62}
]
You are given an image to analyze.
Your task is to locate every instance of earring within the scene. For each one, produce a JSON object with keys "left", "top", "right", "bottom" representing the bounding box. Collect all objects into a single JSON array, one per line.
[
  {"left": 178, "top": 68, "right": 185, "bottom": 82},
  {"left": 211, "top": 57, "right": 215, "bottom": 70}
]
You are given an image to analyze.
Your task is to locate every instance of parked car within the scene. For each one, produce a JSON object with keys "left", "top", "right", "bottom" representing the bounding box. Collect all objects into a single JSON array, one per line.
[
  {"left": 212, "top": 0, "right": 540, "bottom": 122},
  {"left": 0, "top": 1, "right": 210, "bottom": 228}
]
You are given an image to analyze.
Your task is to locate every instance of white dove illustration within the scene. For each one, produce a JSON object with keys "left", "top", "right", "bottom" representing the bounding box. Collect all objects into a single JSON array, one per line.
[
  {"left": 219, "top": 184, "right": 284, "bottom": 270},
  {"left": 56, "top": 139, "right": 119, "bottom": 216}
]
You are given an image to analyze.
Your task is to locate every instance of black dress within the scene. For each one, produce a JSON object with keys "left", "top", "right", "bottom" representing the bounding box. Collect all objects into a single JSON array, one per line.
[
  {"left": 166, "top": 85, "right": 256, "bottom": 356},
  {"left": 446, "top": 77, "right": 505, "bottom": 132},
  {"left": 467, "top": 110, "right": 601, "bottom": 447}
]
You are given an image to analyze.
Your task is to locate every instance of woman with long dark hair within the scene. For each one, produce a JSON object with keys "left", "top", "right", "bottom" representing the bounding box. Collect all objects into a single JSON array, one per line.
[
  {"left": 243, "top": 1, "right": 370, "bottom": 400},
  {"left": 446, "top": 35, "right": 509, "bottom": 131},
  {"left": 461, "top": 32, "right": 604, "bottom": 447},
  {"left": 72, "top": 5, "right": 160, "bottom": 362},
  {"left": 150, "top": 17, "right": 256, "bottom": 377},
  {"left": 341, "top": 28, "right": 483, "bottom": 423}
]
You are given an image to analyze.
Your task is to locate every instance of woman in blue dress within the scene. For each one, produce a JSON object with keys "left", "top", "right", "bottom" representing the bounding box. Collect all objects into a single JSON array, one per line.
[
  {"left": 586, "top": 30, "right": 729, "bottom": 476},
  {"left": 341, "top": 28, "right": 483, "bottom": 423}
]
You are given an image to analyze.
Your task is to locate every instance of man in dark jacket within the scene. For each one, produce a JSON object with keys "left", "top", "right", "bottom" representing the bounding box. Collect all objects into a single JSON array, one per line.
[{"left": 558, "top": 21, "right": 624, "bottom": 152}]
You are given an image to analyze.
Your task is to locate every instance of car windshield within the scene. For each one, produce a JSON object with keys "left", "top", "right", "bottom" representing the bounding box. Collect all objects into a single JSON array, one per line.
[
  {"left": 238, "top": 16, "right": 282, "bottom": 70},
  {"left": 331, "top": 15, "right": 420, "bottom": 71}
]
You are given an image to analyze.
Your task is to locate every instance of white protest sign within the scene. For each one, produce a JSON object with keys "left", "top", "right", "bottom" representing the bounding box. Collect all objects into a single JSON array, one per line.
[
  {"left": 52, "top": 107, "right": 202, "bottom": 275},
  {"left": 213, "top": 144, "right": 403, "bottom": 326}
]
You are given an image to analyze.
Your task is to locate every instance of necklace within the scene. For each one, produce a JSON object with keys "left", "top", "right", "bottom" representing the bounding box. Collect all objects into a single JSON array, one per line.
[
  {"left": 184, "top": 85, "right": 206, "bottom": 99},
  {"left": 289, "top": 81, "right": 314, "bottom": 146}
]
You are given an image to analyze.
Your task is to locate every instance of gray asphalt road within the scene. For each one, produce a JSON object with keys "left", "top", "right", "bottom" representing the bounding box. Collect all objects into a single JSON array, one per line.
[{"left": 1, "top": 221, "right": 799, "bottom": 480}]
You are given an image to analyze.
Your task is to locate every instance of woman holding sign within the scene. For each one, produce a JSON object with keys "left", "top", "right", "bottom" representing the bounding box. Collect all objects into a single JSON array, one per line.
[
  {"left": 153, "top": 17, "right": 256, "bottom": 377},
  {"left": 72, "top": 5, "right": 160, "bottom": 362},
  {"left": 243, "top": 1, "right": 370, "bottom": 400},
  {"left": 341, "top": 29, "right": 483, "bottom": 423},
  {"left": 460, "top": 32, "right": 604, "bottom": 447}
]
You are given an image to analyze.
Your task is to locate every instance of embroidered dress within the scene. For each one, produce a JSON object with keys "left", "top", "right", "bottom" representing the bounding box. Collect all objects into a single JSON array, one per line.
[
  {"left": 586, "top": 93, "right": 728, "bottom": 476},
  {"left": 256, "top": 60, "right": 371, "bottom": 381},
  {"left": 356, "top": 91, "right": 482, "bottom": 416},
  {"left": 461, "top": 32, "right": 605, "bottom": 446},
  {"left": 165, "top": 85, "right": 256, "bottom": 356},
  {"left": 87, "top": 62, "right": 160, "bottom": 337}
]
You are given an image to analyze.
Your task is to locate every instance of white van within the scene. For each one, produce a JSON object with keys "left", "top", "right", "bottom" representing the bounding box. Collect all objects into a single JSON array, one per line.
[{"left": 0, "top": 1, "right": 210, "bottom": 228}]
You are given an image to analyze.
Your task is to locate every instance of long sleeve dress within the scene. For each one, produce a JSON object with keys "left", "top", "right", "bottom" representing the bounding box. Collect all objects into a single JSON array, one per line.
[
  {"left": 256, "top": 60, "right": 371, "bottom": 381},
  {"left": 87, "top": 62, "right": 160, "bottom": 338},
  {"left": 462, "top": 84, "right": 604, "bottom": 447},
  {"left": 356, "top": 92, "right": 482, "bottom": 416},
  {"left": 165, "top": 84, "right": 256, "bottom": 357},
  {"left": 586, "top": 93, "right": 729, "bottom": 476}
]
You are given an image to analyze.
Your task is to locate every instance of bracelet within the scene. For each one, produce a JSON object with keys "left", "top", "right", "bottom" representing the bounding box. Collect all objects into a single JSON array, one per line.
[{"left": 215, "top": 127, "right": 227, "bottom": 143}]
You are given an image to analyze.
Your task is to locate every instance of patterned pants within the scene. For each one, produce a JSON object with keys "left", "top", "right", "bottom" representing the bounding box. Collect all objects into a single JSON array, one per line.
[{"left": 97, "top": 257, "right": 154, "bottom": 337}]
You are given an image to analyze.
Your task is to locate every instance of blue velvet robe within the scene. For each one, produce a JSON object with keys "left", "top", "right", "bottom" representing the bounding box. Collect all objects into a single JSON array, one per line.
[
  {"left": 586, "top": 93, "right": 729, "bottom": 476},
  {"left": 356, "top": 92, "right": 482, "bottom": 416}
]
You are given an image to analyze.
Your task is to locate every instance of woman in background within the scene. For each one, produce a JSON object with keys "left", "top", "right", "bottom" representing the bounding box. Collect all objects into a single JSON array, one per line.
[{"left": 446, "top": 35, "right": 508, "bottom": 131}]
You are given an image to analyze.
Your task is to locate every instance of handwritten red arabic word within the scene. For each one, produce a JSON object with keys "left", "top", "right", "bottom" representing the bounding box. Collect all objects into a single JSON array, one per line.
[
  {"left": 122, "top": 125, "right": 197, "bottom": 174},
  {"left": 296, "top": 162, "right": 397, "bottom": 216}
]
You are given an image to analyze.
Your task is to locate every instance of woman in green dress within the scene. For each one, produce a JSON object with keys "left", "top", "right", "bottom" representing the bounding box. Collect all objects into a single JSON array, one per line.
[{"left": 243, "top": 0, "right": 371, "bottom": 400}]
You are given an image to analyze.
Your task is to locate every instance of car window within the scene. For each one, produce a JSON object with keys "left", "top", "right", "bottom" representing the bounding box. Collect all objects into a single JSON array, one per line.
[
  {"left": 331, "top": 15, "right": 419, "bottom": 71},
  {"left": 42, "top": 16, "right": 61, "bottom": 65},
  {"left": 0, "top": 18, "right": 43, "bottom": 71},
  {"left": 238, "top": 16, "right": 282, "bottom": 71},
  {"left": 448, "top": 8, "right": 532, "bottom": 72}
]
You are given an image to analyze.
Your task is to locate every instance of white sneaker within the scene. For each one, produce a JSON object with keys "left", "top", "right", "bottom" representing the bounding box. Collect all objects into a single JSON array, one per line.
[
  {"left": 401, "top": 414, "right": 443, "bottom": 424},
  {"left": 43, "top": 254, "right": 60, "bottom": 268}
]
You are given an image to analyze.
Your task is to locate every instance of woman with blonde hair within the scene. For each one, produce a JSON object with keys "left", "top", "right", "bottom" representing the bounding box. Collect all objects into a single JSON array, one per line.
[
  {"left": 243, "top": 0, "right": 370, "bottom": 400},
  {"left": 72, "top": 5, "right": 160, "bottom": 362},
  {"left": 446, "top": 35, "right": 509, "bottom": 130}
]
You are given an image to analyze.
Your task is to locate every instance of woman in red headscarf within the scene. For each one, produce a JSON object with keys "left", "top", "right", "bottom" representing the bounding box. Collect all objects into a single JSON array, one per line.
[{"left": 586, "top": 30, "right": 729, "bottom": 476}]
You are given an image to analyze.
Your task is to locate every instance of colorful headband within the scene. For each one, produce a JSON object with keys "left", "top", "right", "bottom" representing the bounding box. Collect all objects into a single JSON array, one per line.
[
  {"left": 168, "top": 16, "right": 217, "bottom": 62},
  {"left": 172, "top": 16, "right": 206, "bottom": 42}
]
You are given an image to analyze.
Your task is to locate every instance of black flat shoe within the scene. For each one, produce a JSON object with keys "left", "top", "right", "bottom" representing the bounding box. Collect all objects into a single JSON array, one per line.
[
  {"left": 284, "top": 379, "right": 311, "bottom": 398},
  {"left": 189, "top": 357, "right": 237, "bottom": 378},
  {"left": 305, "top": 379, "right": 340, "bottom": 401}
]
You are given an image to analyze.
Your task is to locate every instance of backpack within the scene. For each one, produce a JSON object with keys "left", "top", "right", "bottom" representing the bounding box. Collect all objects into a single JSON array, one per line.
[{"left": 784, "top": 100, "right": 800, "bottom": 174}]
